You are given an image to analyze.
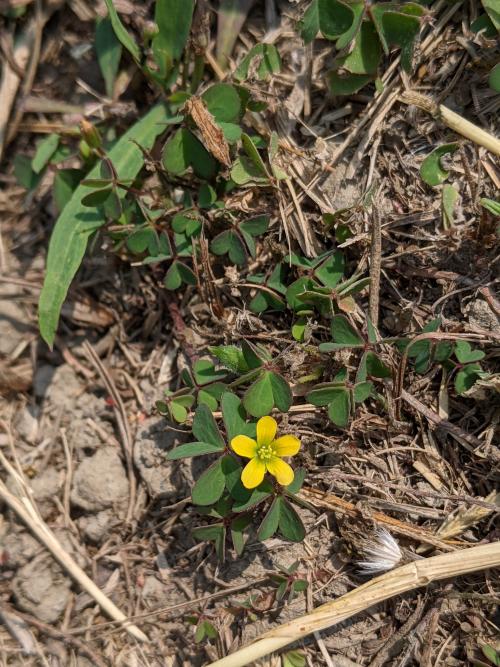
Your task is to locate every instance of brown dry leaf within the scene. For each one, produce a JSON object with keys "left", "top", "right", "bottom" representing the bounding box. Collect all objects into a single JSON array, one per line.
[
  {"left": 436, "top": 490, "right": 500, "bottom": 540},
  {"left": 184, "top": 96, "right": 231, "bottom": 167}
]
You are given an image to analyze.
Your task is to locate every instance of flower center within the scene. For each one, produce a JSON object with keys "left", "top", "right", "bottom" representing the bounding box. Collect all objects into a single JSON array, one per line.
[{"left": 257, "top": 443, "right": 275, "bottom": 461}]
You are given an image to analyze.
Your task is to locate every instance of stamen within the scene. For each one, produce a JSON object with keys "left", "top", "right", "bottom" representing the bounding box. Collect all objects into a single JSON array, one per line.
[{"left": 257, "top": 443, "right": 275, "bottom": 461}]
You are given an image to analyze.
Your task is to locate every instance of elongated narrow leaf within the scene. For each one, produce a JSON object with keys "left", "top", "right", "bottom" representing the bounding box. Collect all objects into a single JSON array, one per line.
[
  {"left": 104, "top": 0, "right": 140, "bottom": 63},
  {"left": 32, "top": 134, "right": 59, "bottom": 174},
  {"left": 38, "top": 104, "right": 169, "bottom": 347},
  {"left": 166, "top": 441, "right": 225, "bottom": 460},
  {"left": 152, "top": 0, "right": 195, "bottom": 78},
  {"left": 96, "top": 16, "right": 122, "bottom": 97}
]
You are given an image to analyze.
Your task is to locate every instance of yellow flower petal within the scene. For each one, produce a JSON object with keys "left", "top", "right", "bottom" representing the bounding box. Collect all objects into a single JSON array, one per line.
[
  {"left": 231, "top": 435, "right": 258, "bottom": 458},
  {"left": 266, "top": 456, "right": 294, "bottom": 486},
  {"left": 256, "top": 416, "right": 277, "bottom": 446},
  {"left": 241, "top": 457, "right": 266, "bottom": 489},
  {"left": 272, "top": 435, "right": 300, "bottom": 457}
]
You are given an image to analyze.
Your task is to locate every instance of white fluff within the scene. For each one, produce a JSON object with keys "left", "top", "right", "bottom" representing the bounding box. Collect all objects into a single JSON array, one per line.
[{"left": 357, "top": 528, "right": 403, "bottom": 575}]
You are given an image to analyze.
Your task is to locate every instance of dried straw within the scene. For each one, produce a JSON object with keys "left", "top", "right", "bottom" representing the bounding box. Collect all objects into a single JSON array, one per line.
[{"left": 208, "top": 541, "right": 500, "bottom": 667}]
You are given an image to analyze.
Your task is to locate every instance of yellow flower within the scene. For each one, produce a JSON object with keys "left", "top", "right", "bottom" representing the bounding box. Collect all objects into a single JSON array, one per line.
[{"left": 230, "top": 416, "right": 300, "bottom": 489}]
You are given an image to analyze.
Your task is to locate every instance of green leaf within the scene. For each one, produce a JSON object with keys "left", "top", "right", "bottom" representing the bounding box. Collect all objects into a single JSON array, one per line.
[
  {"left": 231, "top": 515, "right": 251, "bottom": 556},
  {"left": 242, "top": 133, "right": 270, "bottom": 177},
  {"left": 328, "top": 71, "right": 373, "bottom": 95},
  {"left": 170, "top": 400, "right": 189, "bottom": 423},
  {"left": 291, "top": 316, "right": 307, "bottom": 342},
  {"left": 489, "top": 62, "right": 500, "bottom": 92},
  {"left": 162, "top": 128, "right": 217, "bottom": 180},
  {"left": 240, "top": 214, "right": 269, "bottom": 236},
  {"left": 81, "top": 187, "right": 113, "bottom": 207},
  {"left": 104, "top": 0, "right": 140, "bottom": 63},
  {"left": 282, "top": 650, "right": 307, "bottom": 667},
  {"left": 366, "top": 352, "right": 392, "bottom": 378},
  {"left": 299, "top": 0, "right": 319, "bottom": 43},
  {"left": 202, "top": 83, "right": 242, "bottom": 123},
  {"left": 243, "top": 371, "right": 274, "bottom": 417},
  {"left": 38, "top": 104, "right": 168, "bottom": 347},
  {"left": 257, "top": 497, "right": 281, "bottom": 540},
  {"left": 231, "top": 156, "right": 269, "bottom": 185},
  {"left": 164, "top": 261, "right": 182, "bottom": 289},
  {"left": 14, "top": 155, "right": 42, "bottom": 191},
  {"left": 372, "top": 5, "right": 423, "bottom": 72},
  {"left": 198, "top": 183, "right": 217, "bottom": 208},
  {"left": 235, "top": 43, "right": 281, "bottom": 81},
  {"left": 269, "top": 372, "right": 292, "bottom": 412},
  {"left": 218, "top": 121, "right": 242, "bottom": 143},
  {"left": 167, "top": 441, "right": 225, "bottom": 460},
  {"left": 353, "top": 381, "right": 373, "bottom": 403},
  {"left": 193, "top": 359, "right": 227, "bottom": 386},
  {"left": 327, "top": 389, "right": 351, "bottom": 427},
  {"left": 471, "top": 13, "right": 497, "bottom": 38},
  {"left": 318, "top": 0, "right": 356, "bottom": 41},
  {"left": 53, "top": 169, "right": 83, "bottom": 212},
  {"left": 307, "top": 384, "right": 346, "bottom": 407},
  {"left": 331, "top": 315, "right": 364, "bottom": 346},
  {"left": 211, "top": 229, "right": 247, "bottom": 265},
  {"left": 241, "top": 340, "right": 266, "bottom": 368},
  {"left": 152, "top": 0, "right": 194, "bottom": 78},
  {"left": 127, "top": 228, "right": 156, "bottom": 254},
  {"left": 222, "top": 392, "right": 255, "bottom": 441},
  {"left": 482, "top": 0, "right": 500, "bottom": 32},
  {"left": 172, "top": 212, "right": 202, "bottom": 237},
  {"left": 442, "top": 183, "right": 459, "bottom": 229},
  {"left": 480, "top": 198, "right": 500, "bottom": 216},
  {"left": 191, "top": 458, "right": 226, "bottom": 505},
  {"left": 454, "top": 341, "right": 485, "bottom": 364},
  {"left": 286, "top": 467, "right": 306, "bottom": 494},
  {"left": 192, "top": 522, "right": 225, "bottom": 558},
  {"left": 192, "top": 403, "right": 225, "bottom": 447},
  {"left": 278, "top": 498, "right": 306, "bottom": 542},
  {"left": 315, "top": 251, "right": 345, "bottom": 287},
  {"left": 232, "top": 481, "right": 273, "bottom": 512},
  {"left": 95, "top": 16, "right": 122, "bottom": 97},
  {"left": 243, "top": 370, "right": 291, "bottom": 417},
  {"left": 209, "top": 345, "right": 248, "bottom": 373},
  {"left": 339, "top": 20, "right": 381, "bottom": 75},
  {"left": 420, "top": 143, "right": 458, "bottom": 187},
  {"left": 286, "top": 277, "right": 317, "bottom": 310},
  {"left": 455, "top": 364, "right": 483, "bottom": 395},
  {"left": 32, "top": 133, "right": 59, "bottom": 174},
  {"left": 481, "top": 644, "right": 500, "bottom": 667}
]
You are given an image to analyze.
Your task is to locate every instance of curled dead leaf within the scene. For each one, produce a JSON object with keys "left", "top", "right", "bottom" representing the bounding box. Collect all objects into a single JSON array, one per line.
[{"left": 184, "top": 96, "right": 231, "bottom": 167}]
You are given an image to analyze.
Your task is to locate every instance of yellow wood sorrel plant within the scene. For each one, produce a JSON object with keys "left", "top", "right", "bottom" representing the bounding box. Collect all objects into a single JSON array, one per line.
[{"left": 166, "top": 392, "right": 306, "bottom": 559}]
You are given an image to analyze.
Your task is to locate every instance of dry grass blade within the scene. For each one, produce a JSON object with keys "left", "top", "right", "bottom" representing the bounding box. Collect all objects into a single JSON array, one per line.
[
  {"left": 436, "top": 490, "right": 500, "bottom": 540},
  {"left": 0, "top": 431, "right": 148, "bottom": 643},
  {"left": 400, "top": 91, "right": 500, "bottom": 157},
  {"left": 300, "top": 486, "right": 459, "bottom": 551},
  {"left": 207, "top": 542, "right": 500, "bottom": 667}
]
